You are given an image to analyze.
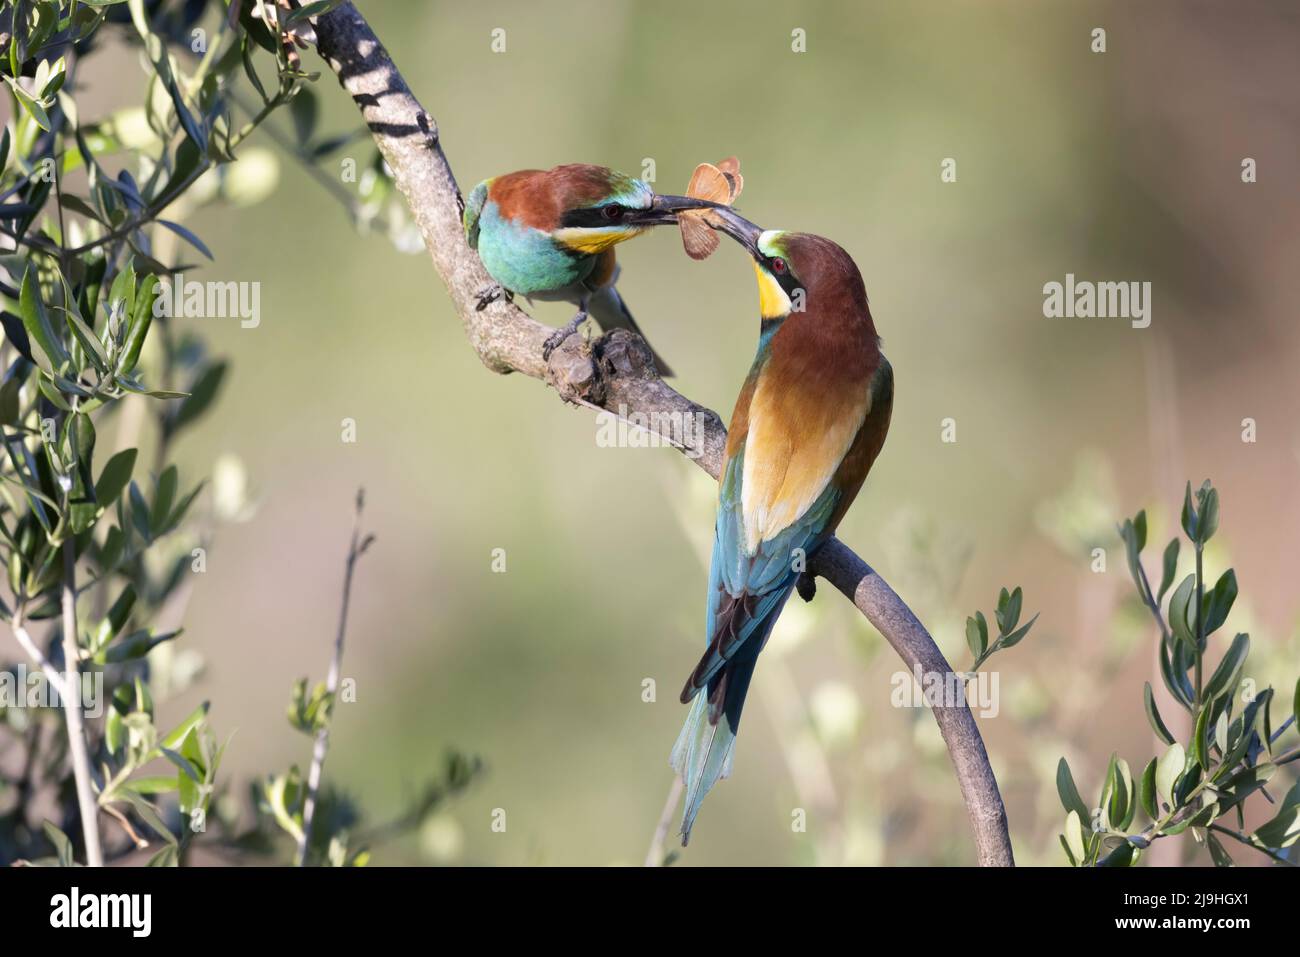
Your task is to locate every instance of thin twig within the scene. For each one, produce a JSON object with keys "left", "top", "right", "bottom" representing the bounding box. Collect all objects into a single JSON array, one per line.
[
  {"left": 60, "top": 537, "right": 103, "bottom": 866},
  {"left": 644, "top": 776, "right": 685, "bottom": 867},
  {"left": 10, "top": 605, "right": 70, "bottom": 699},
  {"left": 102, "top": 803, "right": 149, "bottom": 850},
  {"left": 295, "top": 488, "right": 373, "bottom": 867},
  {"left": 313, "top": 3, "right": 1013, "bottom": 866}
]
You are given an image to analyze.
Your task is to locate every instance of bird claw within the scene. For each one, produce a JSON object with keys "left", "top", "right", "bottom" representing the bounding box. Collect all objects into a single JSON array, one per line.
[
  {"left": 796, "top": 571, "right": 817, "bottom": 603},
  {"left": 541, "top": 310, "right": 589, "bottom": 362},
  {"left": 475, "top": 283, "right": 505, "bottom": 311}
]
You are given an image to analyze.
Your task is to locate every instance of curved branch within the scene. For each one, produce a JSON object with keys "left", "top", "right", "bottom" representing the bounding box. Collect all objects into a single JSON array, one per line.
[{"left": 313, "top": 3, "right": 1013, "bottom": 867}]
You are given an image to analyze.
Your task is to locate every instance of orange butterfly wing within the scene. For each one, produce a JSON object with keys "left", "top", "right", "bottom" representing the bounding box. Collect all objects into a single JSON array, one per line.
[{"left": 680, "top": 157, "right": 743, "bottom": 260}]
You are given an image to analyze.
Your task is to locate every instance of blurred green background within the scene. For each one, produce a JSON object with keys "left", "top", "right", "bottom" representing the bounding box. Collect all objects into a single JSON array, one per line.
[{"left": 67, "top": 0, "right": 1300, "bottom": 864}]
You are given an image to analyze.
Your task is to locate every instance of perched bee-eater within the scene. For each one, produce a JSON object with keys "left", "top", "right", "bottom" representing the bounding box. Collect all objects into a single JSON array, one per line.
[
  {"left": 462, "top": 164, "right": 720, "bottom": 375},
  {"left": 671, "top": 210, "right": 894, "bottom": 844}
]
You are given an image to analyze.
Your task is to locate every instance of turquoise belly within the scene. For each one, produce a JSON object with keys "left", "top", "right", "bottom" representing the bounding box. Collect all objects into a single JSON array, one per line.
[{"left": 476, "top": 203, "right": 592, "bottom": 296}]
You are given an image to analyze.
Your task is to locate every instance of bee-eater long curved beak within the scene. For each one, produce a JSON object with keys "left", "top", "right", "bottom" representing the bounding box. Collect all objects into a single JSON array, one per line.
[
  {"left": 708, "top": 207, "right": 765, "bottom": 258},
  {"left": 628, "top": 194, "right": 726, "bottom": 226}
]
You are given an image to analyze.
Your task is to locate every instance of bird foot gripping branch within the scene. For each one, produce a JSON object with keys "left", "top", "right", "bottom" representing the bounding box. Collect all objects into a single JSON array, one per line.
[
  {"left": 474, "top": 283, "right": 513, "bottom": 312},
  {"left": 540, "top": 309, "right": 590, "bottom": 362}
]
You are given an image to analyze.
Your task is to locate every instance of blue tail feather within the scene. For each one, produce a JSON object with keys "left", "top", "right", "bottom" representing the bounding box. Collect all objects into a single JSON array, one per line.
[{"left": 670, "top": 590, "right": 790, "bottom": 844}]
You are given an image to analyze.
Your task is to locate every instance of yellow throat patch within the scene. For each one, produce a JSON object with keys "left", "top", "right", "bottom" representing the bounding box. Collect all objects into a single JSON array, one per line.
[
  {"left": 553, "top": 226, "right": 647, "bottom": 255},
  {"left": 754, "top": 261, "right": 793, "bottom": 319}
]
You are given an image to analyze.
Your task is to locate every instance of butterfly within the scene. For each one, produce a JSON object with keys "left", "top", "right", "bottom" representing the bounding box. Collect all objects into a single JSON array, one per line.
[{"left": 679, "top": 157, "right": 743, "bottom": 261}]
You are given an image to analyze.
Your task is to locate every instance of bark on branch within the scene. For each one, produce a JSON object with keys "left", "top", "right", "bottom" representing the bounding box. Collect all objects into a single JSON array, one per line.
[{"left": 313, "top": 3, "right": 1014, "bottom": 866}]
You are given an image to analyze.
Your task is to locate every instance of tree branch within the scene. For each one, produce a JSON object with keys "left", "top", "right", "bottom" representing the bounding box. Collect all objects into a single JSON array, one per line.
[{"left": 313, "top": 3, "right": 1013, "bottom": 866}]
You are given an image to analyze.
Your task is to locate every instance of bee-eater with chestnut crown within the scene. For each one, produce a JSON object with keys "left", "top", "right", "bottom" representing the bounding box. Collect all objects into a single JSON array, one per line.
[
  {"left": 463, "top": 164, "right": 720, "bottom": 375},
  {"left": 671, "top": 209, "right": 894, "bottom": 844}
]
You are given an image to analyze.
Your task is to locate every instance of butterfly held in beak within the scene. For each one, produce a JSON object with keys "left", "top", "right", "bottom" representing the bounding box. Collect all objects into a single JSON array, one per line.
[{"left": 679, "top": 157, "right": 744, "bottom": 261}]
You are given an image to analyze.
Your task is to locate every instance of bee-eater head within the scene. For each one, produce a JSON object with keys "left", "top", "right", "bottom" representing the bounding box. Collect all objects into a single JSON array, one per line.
[
  {"left": 711, "top": 209, "right": 870, "bottom": 322},
  {"left": 543, "top": 165, "right": 722, "bottom": 255}
]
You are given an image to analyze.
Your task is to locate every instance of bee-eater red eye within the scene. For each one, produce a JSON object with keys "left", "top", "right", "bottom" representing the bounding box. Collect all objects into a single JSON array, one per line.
[
  {"left": 771, "top": 257, "right": 788, "bottom": 275},
  {"left": 602, "top": 205, "right": 624, "bottom": 221}
]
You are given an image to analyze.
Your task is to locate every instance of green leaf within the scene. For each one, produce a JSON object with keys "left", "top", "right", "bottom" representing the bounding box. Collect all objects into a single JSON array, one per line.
[
  {"left": 58, "top": 193, "right": 104, "bottom": 223},
  {"left": 129, "top": 775, "right": 181, "bottom": 796},
  {"left": 1056, "top": 757, "right": 1092, "bottom": 824},
  {"left": 1203, "top": 633, "right": 1249, "bottom": 703},
  {"left": 1064, "top": 810, "right": 1085, "bottom": 864},
  {"left": 1001, "top": 587, "right": 1023, "bottom": 635},
  {"left": 171, "top": 360, "right": 227, "bottom": 433},
  {"left": 160, "top": 746, "right": 201, "bottom": 784},
  {"left": 1206, "top": 833, "right": 1233, "bottom": 867},
  {"left": 1138, "top": 758, "right": 1158, "bottom": 820},
  {"left": 98, "top": 525, "right": 125, "bottom": 573},
  {"left": 1251, "top": 783, "right": 1300, "bottom": 849},
  {"left": 37, "top": 377, "right": 72, "bottom": 410},
  {"left": 1174, "top": 758, "right": 1202, "bottom": 807},
  {"left": 1155, "top": 742, "right": 1185, "bottom": 809},
  {"left": 241, "top": 37, "right": 269, "bottom": 103},
  {"left": 116, "top": 273, "right": 156, "bottom": 376},
  {"left": 95, "top": 448, "right": 137, "bottom": 508},
  {"left": 1157, "top": 538, "right": 1179, "bottom": 602},
  {"left": 116, "top": 787, "right": 178, "bottom": 846},
  {"left": 289, "top": 86, "right": 318, "bottom": 144},
  {"left": 1098, "top": 840, "right": 1136, "bottom": 867},
  {"left": 1201, "top": 569, "right": 1237, "bottom": 637},
  {"left": 1159, "top": 634, "right": 1194, "bottom": 709},
  {"left": 19, "top": 267, "right": 69, "bottom": 372},
  {"left": 1217, "top": 763, "right": 1275, "bottom": 815},
  {"left": 93, "top": 583, "right": 136, "bottom": 651},
  {"left": 7, "top": 79, "right": 51, "bottom": 131},
  {"left": 998, "top": 613, "right": 1038, "bottom": 650},
  {"left": 1058, "top": 833, "right": 1077, "bottom": 867},
  {"left": 1216, "top": 691, "right": 1271, "bottom": 776},
  {"left": 1181, "top": 482, "right": 1197, "bottom": 541},
  {"left": 1214, "top": 710, "right": 1229, "bottom": 755},
  {"left": 965, "top": 614, "right": 986, "bottom": 659},
  {"left": 159, "top": 481, "right": 202, "bottom": 536},
  {"left": 150, "top": 465, "right": 177, "bottom": 534},
  {"left": 106, "top": 261, "right": 137, "bottom": 326},
  {"left": 42, "top": 820, "right": 74, "bottom": 866},
  {"left": 157, "top": 219, "right": 213, "bottom": 260},
  {"left": 1168, "top": 575, "right": 1197, "bottom": 649},
  {"left": 1107, "top": 756, "right": 1133, "bottom": 831},
  {"left": 147, "top": 844, "right": 179, "bottom": 867},
  {"left": 98, "top": 628, "right": 180, "bottom": 663},
  {"left": 1193, "top": 704, "right": 1212, "bottom": 771},
  {"left": 161, "top": 702, "right": 209, "bottom": 751},
  {"left": 1199, "top": 487, "right": 1219, "bottom": 543},
  {"left": 1144, "top": 682, "right": 1176, "bottom": 746}
]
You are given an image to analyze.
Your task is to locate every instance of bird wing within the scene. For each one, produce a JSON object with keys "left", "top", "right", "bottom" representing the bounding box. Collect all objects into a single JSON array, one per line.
[
  {"left": 740, "top": 359, "right": 874, "bottom": 555},
  {"left": 462, "top": 179, "right": 490, "bottom": 249},
  {"left": 681, "top": 356, "right": 892, "bottom": 704},
  {"left": 679, "top": 446, "right": 840, "bottom": 703}
]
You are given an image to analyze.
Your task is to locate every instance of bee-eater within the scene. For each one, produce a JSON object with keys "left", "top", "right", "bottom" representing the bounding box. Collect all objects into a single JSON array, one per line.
[
  {"left": 671, "top": 210, "right": 894, "bottom": 844},
  {"left": 462, "top": 164, "right": 720, "bottom": 375}
]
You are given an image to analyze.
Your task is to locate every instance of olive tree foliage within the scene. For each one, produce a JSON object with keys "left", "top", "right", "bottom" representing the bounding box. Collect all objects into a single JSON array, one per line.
[
  {"left": 1056, "top": 482, "right": 1300, "bottom": 866},
  {"left": 0, "top": 0, "right": 475, "bottom": 866}
]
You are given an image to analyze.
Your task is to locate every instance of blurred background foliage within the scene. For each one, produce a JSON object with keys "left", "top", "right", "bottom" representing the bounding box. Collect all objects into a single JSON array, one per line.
[{"left": 6, "top": 0, "right": 1298, "bottom": 865}]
